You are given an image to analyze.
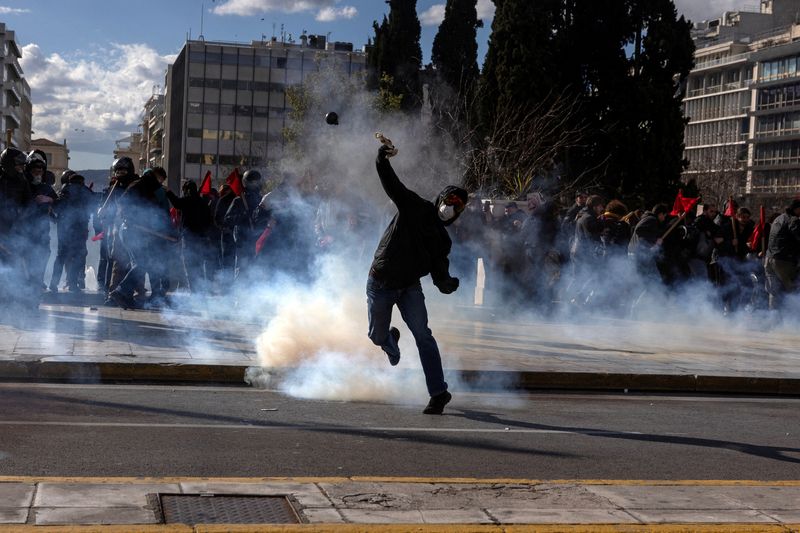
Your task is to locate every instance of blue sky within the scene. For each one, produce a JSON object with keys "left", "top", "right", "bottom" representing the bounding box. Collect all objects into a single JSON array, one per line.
[{"left": 5, "top": 0, "right": 725, "bottom": 170}]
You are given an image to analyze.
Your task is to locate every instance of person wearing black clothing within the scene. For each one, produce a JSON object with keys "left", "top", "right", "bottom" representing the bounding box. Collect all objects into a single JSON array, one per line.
[
  {"left": 0, "top": 148, "right": 36, "bottom": 310},
  {"left": 166, "top": 180, "right": 213, "bottom": 293},
  {"left": 213, "top": 184, "right": 237, "bottom": 287},
  {"left": 23, "top": 151, "right": 58, "bottom": 291},
  {"left": 252, "top": 190, "right": 314, "bottom": 283},
  {"left": 629, "top": 204, "right": 669, "bottom": 282},
  {"left": 107, "top": 169, "right": 171, "bottom": 309},
  {"left": 367, "top": 144, "right": 467, "bottom": 415},
  {"left": 765, "top": 199, "right": 800, "bottom": 310},
  {"left": 56, "top": 174, "right": 94, "bottom": 291},
  {"left": 49, "top": 170, "right": 77, "bottom": 291},
  {"left": 224, "top": 170, "right": 263, "bottom": 282}
]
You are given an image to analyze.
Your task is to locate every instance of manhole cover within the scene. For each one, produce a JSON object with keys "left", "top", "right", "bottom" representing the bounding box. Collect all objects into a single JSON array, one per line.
[{"left": 159, "top": 494, "right": 300, "bottom": 525}]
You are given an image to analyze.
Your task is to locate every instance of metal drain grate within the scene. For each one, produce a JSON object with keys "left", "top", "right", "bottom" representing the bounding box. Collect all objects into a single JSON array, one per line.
[{"left": 159, "top": 494, "right": 300, "bottom": 525}]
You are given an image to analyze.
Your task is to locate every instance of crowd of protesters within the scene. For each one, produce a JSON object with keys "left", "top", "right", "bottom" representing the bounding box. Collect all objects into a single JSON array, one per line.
[
  {"left": 450, "top": 189, "right": 800, "bottom": 316},
  {"left": 3, "top": 144, "right": 800, "bottom": 317}
]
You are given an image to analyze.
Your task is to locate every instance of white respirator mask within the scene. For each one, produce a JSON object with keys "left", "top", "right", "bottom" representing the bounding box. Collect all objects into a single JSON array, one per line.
[{"left": 438, "top": 203, "right": 456, "bottom": 222}]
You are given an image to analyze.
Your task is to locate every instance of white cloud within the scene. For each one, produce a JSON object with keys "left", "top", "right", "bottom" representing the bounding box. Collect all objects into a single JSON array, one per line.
[
  {"left": 420, "top": 4, "right": 445, "bottom": 26},
  {"left": 20, "top": 42, "right": 175, "bottom": 154},
  {"left": 0, "top": 6, "right": 30, "bottom": 14},
  {"left": 476, "top": 0, "right": 495, "bottom": 20},
  {"left": 316, "top": 5, "right": 357, "bottom": 22},
  {"left": 212, "top": 0, "right": 334, "bottom": 16},
  {"left": 419, "top": 1, "right": 495, "bottom": 27},
  {"left": 673, "top": 0, "right": 740, "bottom": 22}
]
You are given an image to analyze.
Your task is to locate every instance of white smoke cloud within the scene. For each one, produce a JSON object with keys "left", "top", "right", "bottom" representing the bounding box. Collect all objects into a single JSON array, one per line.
[
  {"left": 316, "top": 6, "right": 358, "bottom": 22},
  {"left": 0, "top": 6, "right": 30, "bottom": 14},
  {"left": 19, "top": 42, "right": 175, "bottom": 157}
]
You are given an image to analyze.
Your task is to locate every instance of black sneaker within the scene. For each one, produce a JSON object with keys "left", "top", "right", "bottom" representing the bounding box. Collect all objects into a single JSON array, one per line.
[
  {"left": 423, "top": 390, "right": 452, "bottom": 415},
  {"left": 386, "top": 327, "right": 401, "bottom": 366}
]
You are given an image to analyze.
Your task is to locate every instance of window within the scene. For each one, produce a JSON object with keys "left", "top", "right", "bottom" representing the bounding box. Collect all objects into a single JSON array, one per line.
[
  {"left": 188, "top": 102, "right": 202, "bottom": 114},
  {"left": 276, "top": 57, "right": 287, "bottom": 68},
  {"left": 186, "top": 153, "right": 202, "bottom": 163},
  {"left": 187, "top": 128, "right": 202, "bottom": 138},
  {"left": 189, "top": 51, "right": 205, "bottom": 64}
]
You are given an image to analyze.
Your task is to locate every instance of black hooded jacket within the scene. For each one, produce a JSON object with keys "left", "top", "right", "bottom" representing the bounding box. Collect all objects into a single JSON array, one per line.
[
  {"left": 369, "top": 149, "right": 467, "bottom": 290},
  {"left": 767, "top": 209, "right": 800, "bottom": 263}
]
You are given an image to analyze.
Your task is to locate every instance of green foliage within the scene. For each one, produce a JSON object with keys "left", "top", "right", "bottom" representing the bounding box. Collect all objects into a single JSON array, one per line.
[
  {"left": 366, "top": 0, "right": 423, "bottom": 112},
  {"left": 374, "top": 73, "right": 404, "bottom": 112},
  {"left": 478, "top": 0, "right": 695, "bottom": 207},
  {"left": 432, "top": 0, "right": 479, "bottom": 95}
]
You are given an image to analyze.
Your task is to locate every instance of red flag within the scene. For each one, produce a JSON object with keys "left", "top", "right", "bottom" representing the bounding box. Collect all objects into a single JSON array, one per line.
[
  {"left": 670, "top": 189, "right": 699, "bottom": 216},
  {"left": 91, "top": 232, "right": 105, "bottom": 242},
  {"left": 255, "top": 225, "right": 272, "bottom": 256},
  {"left": 199, "top": 170, "right": 212, "bottom": 197},
  {"left": 225, "top": 168, "right": 243, "bottom": 196},
  {"left": 724, "top": 196, "right": 737, "bottom": 217},
  {"left": 748, "top": 205, "right": 766, "bottom": 252},
  {"left": 169, "top": 207, "right": 181, "bottom": 229}
]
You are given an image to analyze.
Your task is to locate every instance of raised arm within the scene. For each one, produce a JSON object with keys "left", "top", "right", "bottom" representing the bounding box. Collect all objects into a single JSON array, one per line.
[{"left": 376, "top": 146, "right": 413, "bottom": 207}]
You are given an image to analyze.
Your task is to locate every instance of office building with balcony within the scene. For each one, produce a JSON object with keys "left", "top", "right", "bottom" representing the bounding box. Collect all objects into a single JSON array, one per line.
[
  {"left": 163, "top": 35, "right": 366, "bottom": 191},
  {"left": 684, "top": 0, "right": 800, "bottom": 206},
  {"left": 1, "top": 22, "right": 32, "bottom": 150}
]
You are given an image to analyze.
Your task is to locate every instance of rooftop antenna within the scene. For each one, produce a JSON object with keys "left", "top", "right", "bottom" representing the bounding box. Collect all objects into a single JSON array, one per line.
[
  {"left": 272, "top": 23, "right": 276, "bottom": 40},
  {"left": 281, "top": 23, "right": 285, "bottom": 43},
  {"left": 198, "top": 0, "right": 205, "bottom": 40}
]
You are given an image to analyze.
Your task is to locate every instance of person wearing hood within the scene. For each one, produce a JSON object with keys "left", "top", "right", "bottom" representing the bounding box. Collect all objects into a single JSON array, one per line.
[
  {"left": 56, "top": 174, "right": 94, "bottom": 292},
  {"left": 166, "top": 180, "right": 213, "bottom": 293},
  {"left": 367, "top": 144, "right": 467, "bottom": 415},
  {"left": 107, "top": 167, "right": 171, "bottom": 309},
  {"left": 224, "top": 169, "right": 263, "bottom": 281},
  {"left": 765, "top": 199, "right": 800, "bottom": 310},
  {"left": 23, "top": 151, "right": 58, "bottom": 291}
]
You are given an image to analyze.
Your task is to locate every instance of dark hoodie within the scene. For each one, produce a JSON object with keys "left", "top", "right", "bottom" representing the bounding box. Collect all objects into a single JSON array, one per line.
[
  {"left": 166, "top": 182, "right": 212, "bottom": 238},
  {"left": 369, "top": 147, "right": 468, "bottom": 290}
]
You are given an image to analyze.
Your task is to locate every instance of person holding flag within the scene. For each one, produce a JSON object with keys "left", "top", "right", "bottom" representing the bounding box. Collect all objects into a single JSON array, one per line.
[
  {"left": 166, "top": 180, "right": 213, "bottom": 294},
  {"left": 223, "top": 169, "right": 263, "bottom": 281}
]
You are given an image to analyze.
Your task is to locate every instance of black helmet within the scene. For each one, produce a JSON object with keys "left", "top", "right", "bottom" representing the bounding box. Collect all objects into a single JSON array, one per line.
[
  {"left": 25, "top": 150, "right": 47, "bottom": 173},
  {"left": 242, "top": 169, "right": 262, "bottom": 183},
  {"left": 182, "top": 180, "right": 198, "bottom": 196},
  {"left": 0, "top": 148, "right": 27, "bottom": 174},
  {"left": 60, "top": 169, "right": 76, "bottom": 185},
  {"left": 44, "top": 170, "right": 56, "bottom": 186},
  {"left": 112, "top": 156, "right": 135, "bottom": 175}
]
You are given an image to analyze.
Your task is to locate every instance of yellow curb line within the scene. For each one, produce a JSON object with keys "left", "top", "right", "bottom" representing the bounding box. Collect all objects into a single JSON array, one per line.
[
  {"left": 0, "top": 524, "right": 798, "bottom": 533},
  {"left": 1, "top": 476, "right": 800, "bottom": 486}
]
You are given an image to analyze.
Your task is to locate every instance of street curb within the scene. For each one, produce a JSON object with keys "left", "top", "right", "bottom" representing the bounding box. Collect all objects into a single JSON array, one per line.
[{"left": 1, "top": 361, "right": 799, "bottom": 395}]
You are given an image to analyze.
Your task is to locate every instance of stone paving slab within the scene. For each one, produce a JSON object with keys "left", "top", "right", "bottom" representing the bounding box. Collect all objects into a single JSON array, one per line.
[
  {"left": 3, "top": 480, "right": 800, "bottom": 526},
  {"left": 0, "top": 484, "right": 35, "bottom": 507}
]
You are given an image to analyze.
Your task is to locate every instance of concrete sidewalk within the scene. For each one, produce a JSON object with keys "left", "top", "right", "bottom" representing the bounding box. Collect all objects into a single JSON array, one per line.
[
  {"left": 0, "top": 477, "right": 799, "bottom": 529},
  {"left": 1, "top": 292, "right": 800, "bottom": 394}
]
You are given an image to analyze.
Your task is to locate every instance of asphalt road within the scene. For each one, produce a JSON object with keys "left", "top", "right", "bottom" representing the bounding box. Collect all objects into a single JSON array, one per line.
[{"left": 0, "top": 383, "right": 798, "bottom": 479}]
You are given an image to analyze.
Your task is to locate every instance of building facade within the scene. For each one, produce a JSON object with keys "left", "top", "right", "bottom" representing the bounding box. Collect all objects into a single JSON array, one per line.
[
  {"left": 684, "top": 0, "right": 800, "bottom": 207},
  {"left": 163, "top": 36, "right": 366, "bottom": 192},
  {"left": 113, "top": 133, "right": 143, "bottom": 174},
  {"left": 30, "top": 138, "right": 69, "bottom": 179},
  {"left": 139, "top": 92, "right": 165, "bottom": 170},
  {"left": 1, "top": 22, "right": 32, "bottom": 151}
]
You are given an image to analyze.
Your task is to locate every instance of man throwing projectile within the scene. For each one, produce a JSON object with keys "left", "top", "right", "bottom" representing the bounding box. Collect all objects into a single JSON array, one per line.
[{"left": 367, "top": 135, "right": 468, "bottom": 415}]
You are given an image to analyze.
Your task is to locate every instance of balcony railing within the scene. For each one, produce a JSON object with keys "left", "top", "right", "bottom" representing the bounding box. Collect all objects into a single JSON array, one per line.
[
  {"left": 755, "top": 127, "right": 800, "bottom": 138},
  {"left": 752, "top": 156, "right": 800, "bottom": 166},
  {"left": 694, "top": 52, "right": 749, "bottom": 70},
  {"left": 687, "top": 80, "right": 752, "bottom": 97}
]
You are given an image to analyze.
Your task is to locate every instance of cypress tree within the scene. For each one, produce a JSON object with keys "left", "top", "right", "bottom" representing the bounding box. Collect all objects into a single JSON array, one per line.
[{"left": 431, "top": 0, "right": 480, "bottom": 96}]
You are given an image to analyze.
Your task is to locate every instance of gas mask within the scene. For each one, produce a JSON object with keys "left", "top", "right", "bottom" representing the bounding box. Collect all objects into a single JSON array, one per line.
[
  {"left": 30, "top": 170, "right": 44, "bottom": 185},
  {"left": 245, "top": 180, "right": 261, "bottom": 191},
  {"left": 438, "top": 203, "right": 456, "bottom": 222}
]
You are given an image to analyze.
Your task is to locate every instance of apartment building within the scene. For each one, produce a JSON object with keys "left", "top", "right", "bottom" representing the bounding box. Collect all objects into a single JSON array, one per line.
[
  {"left": 113, "top": 132, "right": 143, "bottom": 174},
  {"left": 163, "top": 35, "right": 366, "bottom": 192},
  {"left": 139, "top": 92, "right": 165, "bottom": 170},
  {"left": 1, "top": 22, "right": 32, "bottom": 150}
]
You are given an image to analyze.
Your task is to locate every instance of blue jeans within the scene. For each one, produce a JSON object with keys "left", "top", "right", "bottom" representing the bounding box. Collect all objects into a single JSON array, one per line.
[{"left": 366, "top": 276, "right": 448, "bottom": 396}]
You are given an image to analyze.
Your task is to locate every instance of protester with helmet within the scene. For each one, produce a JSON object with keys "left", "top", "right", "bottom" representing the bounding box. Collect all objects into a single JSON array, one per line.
[
  {"left": 56, "top": 173, "right": 94, "bottom": 292},
  {"left": 367, "top": 144, "right": 467, "bottom": 415},
  {"left": 0, "top": 148, "right": 36, "bottom": 311},
  {"left": 48, "top": 169, "right": 78, "bottom": 291},
  {"left": 23, "top": 151, "right": 58, "bottom": 291},
  {"left": 223, "top": 169, "right": 263, "bottom": 281},
  {"left": 107, "top": 164, "right": 171, "bottom": 309},
  {"left": 98, "top": 157, "right": 138, "bottom": 299}
]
